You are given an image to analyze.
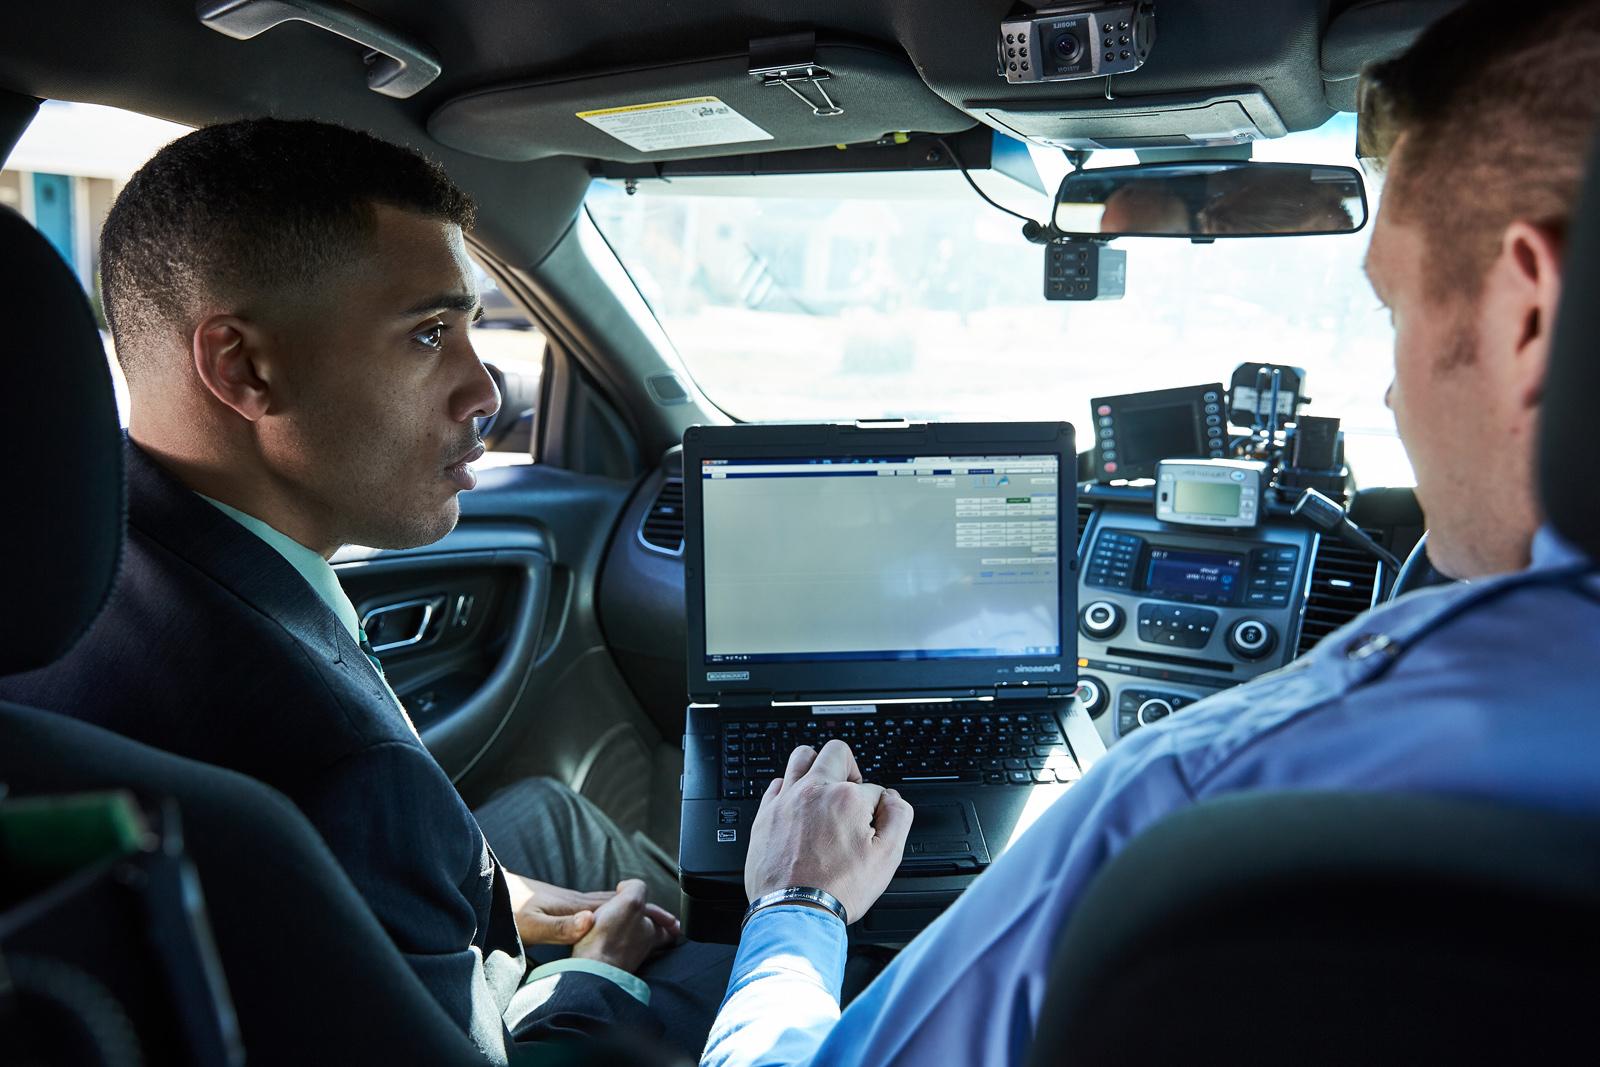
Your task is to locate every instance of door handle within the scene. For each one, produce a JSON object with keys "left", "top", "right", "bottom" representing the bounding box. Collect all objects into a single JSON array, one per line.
[{"left": 360, "top": 596, "right": 445, "bottom": 654}]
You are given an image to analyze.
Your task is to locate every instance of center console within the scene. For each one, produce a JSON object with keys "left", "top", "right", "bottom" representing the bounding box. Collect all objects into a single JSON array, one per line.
[{"left": 1075, "top": 507, "right": 1313, "bottom": 747}]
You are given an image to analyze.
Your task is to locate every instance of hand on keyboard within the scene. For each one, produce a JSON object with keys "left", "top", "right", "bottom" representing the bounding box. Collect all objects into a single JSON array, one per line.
[{"left": 744, "top": 739, "right": 915, "bottom": 924}]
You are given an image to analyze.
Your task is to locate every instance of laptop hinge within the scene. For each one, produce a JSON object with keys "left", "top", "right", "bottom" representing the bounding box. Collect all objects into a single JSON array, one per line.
[
  {"left": 708, "top": 691, "right": 777, "bottom": 710},
  {"left": 993, "top": 682, "right": 1056, "bottom": 702}
]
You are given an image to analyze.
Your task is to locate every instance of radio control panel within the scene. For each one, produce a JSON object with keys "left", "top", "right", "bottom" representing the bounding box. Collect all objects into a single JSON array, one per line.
[{"left": 1075, "top": 506, "right": 1314, "bottom": 750}]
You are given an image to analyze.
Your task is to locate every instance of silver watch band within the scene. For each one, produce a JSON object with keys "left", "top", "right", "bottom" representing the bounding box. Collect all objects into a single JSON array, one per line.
[{"left": 743, "top": 886, "right": 849, "bottom": 928}]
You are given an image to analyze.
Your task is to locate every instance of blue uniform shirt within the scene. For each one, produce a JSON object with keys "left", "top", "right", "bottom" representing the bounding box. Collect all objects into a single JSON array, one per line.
[{"left": 703, "top": 525, "right": 1600, "bottom": 1067}]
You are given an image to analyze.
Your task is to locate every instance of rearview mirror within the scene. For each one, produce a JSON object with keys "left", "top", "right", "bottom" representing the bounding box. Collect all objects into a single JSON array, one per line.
[{"left": 1052, "top": 161, "right": 1368, "bottom": 239}]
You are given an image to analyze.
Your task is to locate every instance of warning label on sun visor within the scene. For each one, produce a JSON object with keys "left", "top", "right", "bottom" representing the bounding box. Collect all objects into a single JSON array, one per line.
[{"left": 577, "top": 97, "right": 773, "bottom": 153}]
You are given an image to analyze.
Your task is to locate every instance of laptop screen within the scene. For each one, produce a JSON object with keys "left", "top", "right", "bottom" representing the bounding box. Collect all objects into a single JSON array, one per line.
[{"left": 700, "top": 454, "right": 1062, "bottom": 665}]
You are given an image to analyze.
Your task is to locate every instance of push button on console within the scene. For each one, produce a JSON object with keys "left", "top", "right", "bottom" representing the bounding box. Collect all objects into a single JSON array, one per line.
[
  {"left": 1136, "top": 603, "right": 1217, "bottom": 649},
  {"left": 1248, "top": 545, "right": 1301, "bottom": 607},
  {"left": 1086, "top": 530, "right": 1141, "bottom": 590}
]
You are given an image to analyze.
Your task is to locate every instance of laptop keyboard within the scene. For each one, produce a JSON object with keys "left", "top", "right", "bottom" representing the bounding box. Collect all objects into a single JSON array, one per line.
[{"left": 719, "top": 703, "right": 1080, "bottom": 800}]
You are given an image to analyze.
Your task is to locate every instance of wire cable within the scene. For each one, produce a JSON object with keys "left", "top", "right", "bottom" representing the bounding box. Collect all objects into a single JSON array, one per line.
[{"left": 934, "top": 135, "right": 1040, "bottom": 226}]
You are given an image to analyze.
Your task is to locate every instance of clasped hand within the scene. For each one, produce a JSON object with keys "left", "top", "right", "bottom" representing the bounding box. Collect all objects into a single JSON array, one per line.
[{"left": 506, "top": 874, "right": 680, "bottom": 973}]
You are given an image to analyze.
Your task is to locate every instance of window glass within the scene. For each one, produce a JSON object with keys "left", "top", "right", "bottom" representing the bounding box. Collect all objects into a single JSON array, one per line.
[
  {"left": 466, "top": 257, "right": 545, "bottom": 467},
  {"left": 4, "top": 100, "right": 189, "bottom": 423},
  {"left": 587, "top": 114, "right": 1412, "bottom": 488}
]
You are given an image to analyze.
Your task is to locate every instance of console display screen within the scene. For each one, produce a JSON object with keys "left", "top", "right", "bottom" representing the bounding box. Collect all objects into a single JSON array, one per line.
[
  {"left": 1143, "top": 548, "right": 1243, "bottom": 606},
  {"left": 1117, "top": 404, "right": 1202, "bottom": 469},
  {"left": 1173, "top": 480, "right": 1243, "bottom": 518}
]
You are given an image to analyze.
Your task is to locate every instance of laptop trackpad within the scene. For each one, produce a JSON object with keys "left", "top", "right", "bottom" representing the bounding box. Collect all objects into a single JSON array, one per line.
[{"left": 898, "top": 799, "right": 992, "bottom": 874}]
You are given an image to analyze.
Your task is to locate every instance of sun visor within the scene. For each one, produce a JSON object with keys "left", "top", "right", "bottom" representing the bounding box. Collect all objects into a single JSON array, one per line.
[
  {"left": 1320, "top": 0, "right": 1464, "bottom": 111},
  {"left": 970, "top": 87, "right": 1286, "bottom": 151},
  {"left": 428, "top": 39, "right": 972, "bottom": 163}
]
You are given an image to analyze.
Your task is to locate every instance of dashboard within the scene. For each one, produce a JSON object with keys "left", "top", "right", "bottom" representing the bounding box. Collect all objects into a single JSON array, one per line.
[
  {"left": 601, "top": 458, "right": 1424, "bottom": 752},
  {"left": 599, "top": 368, "right": 1426, "bottom": 750}
]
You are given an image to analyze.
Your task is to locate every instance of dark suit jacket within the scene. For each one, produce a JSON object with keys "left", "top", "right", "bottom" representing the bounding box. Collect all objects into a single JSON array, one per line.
[{"left": 0, "top": 441, "right": 655, "bottom": 1056}]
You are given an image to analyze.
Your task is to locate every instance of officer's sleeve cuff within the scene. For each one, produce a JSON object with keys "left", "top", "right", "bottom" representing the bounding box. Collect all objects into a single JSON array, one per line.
[{"left": 524, "top": 957, "right": 650, "bottom": 1005}]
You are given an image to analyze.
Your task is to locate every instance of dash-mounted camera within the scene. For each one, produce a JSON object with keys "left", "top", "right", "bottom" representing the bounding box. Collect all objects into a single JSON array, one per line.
[{"left": 998, "top": 2, "right": 1155, "bottom": 84}]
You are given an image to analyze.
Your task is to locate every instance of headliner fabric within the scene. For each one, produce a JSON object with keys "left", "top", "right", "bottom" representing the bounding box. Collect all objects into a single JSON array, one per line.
[
  {"left": 1320, "top": 0, "right": 1465, "bottom": 78},
  {"left": 1320, "top": 0, "right": 1464, "bottom": 111},
  {"left": 1539, "top": 125, "right": 1600, "bottom": 558},
  {"left": 0, "top": 207, "right": 124, "bottom": 675}
]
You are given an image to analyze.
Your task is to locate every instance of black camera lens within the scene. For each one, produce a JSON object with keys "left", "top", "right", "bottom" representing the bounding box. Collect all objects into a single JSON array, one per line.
[{"left": 1053, "top": 33, "right": 1083, "bottom": 61}]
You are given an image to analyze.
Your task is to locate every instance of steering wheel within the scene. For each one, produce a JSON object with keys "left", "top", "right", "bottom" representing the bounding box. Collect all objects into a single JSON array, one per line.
[{"left": 1388, "top": 531, "right": 1457, "bottom": 601}]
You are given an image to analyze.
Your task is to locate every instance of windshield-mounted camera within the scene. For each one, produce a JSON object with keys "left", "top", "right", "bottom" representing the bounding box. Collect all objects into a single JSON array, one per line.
[{"left": 999, "top": 2, "right": 1155, "bottom": 84}]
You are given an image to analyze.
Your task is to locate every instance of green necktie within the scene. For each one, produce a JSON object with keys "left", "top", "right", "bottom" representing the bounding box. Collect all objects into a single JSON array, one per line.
[
  {"left": 359, "top": 628, "right": 420, "bottom": 736},
  {"left": 358, "top": 628, "right": 387, "bottom": 679}
]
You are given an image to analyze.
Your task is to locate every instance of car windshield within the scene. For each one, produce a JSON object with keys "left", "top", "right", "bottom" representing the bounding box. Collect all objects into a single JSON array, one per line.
[{"left": 587, "top": 114, "right": 1411, "bottom": 486}]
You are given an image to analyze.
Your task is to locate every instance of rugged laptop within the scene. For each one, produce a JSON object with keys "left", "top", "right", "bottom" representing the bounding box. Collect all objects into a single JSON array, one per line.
[{"left": 677, "top": 421, "right": 1101, "bottom": 943}]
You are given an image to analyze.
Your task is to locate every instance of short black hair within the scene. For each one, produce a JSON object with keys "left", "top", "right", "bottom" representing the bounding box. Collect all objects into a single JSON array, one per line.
[{"left": 100, "top": 117, "right": 475, "bottom": 378}]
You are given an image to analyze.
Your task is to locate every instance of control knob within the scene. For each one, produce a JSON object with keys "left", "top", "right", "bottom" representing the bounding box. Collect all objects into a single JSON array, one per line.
[
  {"left": 1079, "top": 600, "right": 1125, "bottom": 640},
  {"left": 1136, "top": 697, "right": 1174, "bottom": 727},
  {"left": 1227, "top": 618, "right": 1278, "bottom": 661},
  {"left": 1073, "top": 676, "right": 1110, "bottom": 719}
]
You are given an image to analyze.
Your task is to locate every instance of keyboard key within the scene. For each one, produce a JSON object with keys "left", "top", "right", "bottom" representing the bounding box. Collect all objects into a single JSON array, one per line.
[
  {"left": 1031, "top": 769, "right": 1053, "bottom": 783},
  {"left": 899, "top": 771, "right": 978, "bottom": 784},
  {"left": 722, "top": 707, "right": 1069, "bottom": 789}
]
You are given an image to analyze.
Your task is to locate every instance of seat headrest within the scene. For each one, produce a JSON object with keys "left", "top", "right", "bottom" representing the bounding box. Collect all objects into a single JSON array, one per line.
[
  {"left": 1540, "top": 127, "right": 1600, "bottom": 558},
  {"left": 0, "top": 208, "right": 125, "bottom": 674}
]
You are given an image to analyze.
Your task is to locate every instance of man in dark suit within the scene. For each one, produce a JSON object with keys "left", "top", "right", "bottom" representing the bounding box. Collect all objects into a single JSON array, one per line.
[{"left": 0, "top": 118, "right": 726, "bottom": 1059}]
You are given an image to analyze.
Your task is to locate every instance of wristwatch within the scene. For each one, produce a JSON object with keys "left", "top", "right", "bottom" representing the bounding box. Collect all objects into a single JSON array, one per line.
[{"left": 743, "top": 886, "right": 849, "bottom": 929}]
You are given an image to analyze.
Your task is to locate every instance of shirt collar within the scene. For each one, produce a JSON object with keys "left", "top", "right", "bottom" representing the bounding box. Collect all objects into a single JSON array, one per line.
[
  {"left": 197, "top": 494, "right": 362, "bottom": 644},
  {"left": 1529, "top": 523, "right": 1594, "bottom": 573}
]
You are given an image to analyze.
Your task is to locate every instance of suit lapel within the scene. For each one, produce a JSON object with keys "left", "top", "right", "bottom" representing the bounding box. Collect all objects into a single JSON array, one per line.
[{"left": 123, "top": 440, "right": 353, "bottom": 668}]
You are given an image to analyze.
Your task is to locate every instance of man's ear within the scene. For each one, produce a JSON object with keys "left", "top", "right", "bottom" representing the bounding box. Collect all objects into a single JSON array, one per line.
[
  {"left": 1494, "top": 220, "right": 1565, "bottom": 410},
  {"left": 191, "top": 314, "right": 273, "bottom": 422}
]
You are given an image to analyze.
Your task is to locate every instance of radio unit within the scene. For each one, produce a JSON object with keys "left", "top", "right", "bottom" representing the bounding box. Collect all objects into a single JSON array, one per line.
[
  {"left": 1155, "top": 458, "right": 1266, "bottom": 529},
  {"left": 1083, "top": 529, "right": 1298, "bottom": 611}
]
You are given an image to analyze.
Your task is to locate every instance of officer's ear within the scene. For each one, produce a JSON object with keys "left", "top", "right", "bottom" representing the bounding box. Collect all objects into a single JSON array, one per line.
[
  {"left": 1479, "top": 220, "right": 1564, "bottom": 411},
  {"left": 192, "top": 314, "right": 274, "bottom": 422}
]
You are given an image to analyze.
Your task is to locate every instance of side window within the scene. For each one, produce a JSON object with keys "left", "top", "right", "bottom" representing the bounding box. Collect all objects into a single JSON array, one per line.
[
  {"left": 468, "top": 255, "right": 546, "bottom": 467},
  {"left": 3, "top": 101, "right": 190, "bottom": 425}
]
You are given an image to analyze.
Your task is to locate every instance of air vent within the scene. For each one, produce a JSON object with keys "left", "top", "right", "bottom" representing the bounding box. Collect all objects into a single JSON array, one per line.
[
  {"left": 1297, "top": 533, "right": 1382, "bottom": 655},
  {"left": 639, "top": 478, "right": 685, "bottom": 555},
  {"left": 1076, "top": 500, "right": 1095, "bottom": 556}
]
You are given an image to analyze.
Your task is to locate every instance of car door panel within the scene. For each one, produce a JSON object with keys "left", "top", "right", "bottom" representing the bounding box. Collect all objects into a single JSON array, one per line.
[
  {"left": 332, "top": 465, "right": 667, "bottom": 822},
  {"left": 337, "top": 546, "right": 548, "bottom": 779}
]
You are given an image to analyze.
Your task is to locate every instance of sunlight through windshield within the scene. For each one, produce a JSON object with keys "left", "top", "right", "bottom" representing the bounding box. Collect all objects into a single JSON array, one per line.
[{"left": 587, "top": 115, "right": 1412, "bottom": 487}]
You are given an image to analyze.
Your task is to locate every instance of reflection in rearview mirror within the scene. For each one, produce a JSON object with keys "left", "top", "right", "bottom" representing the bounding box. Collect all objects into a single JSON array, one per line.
[{"left": 1053, "top": 161, "right": 1368, "bottom": 239}]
